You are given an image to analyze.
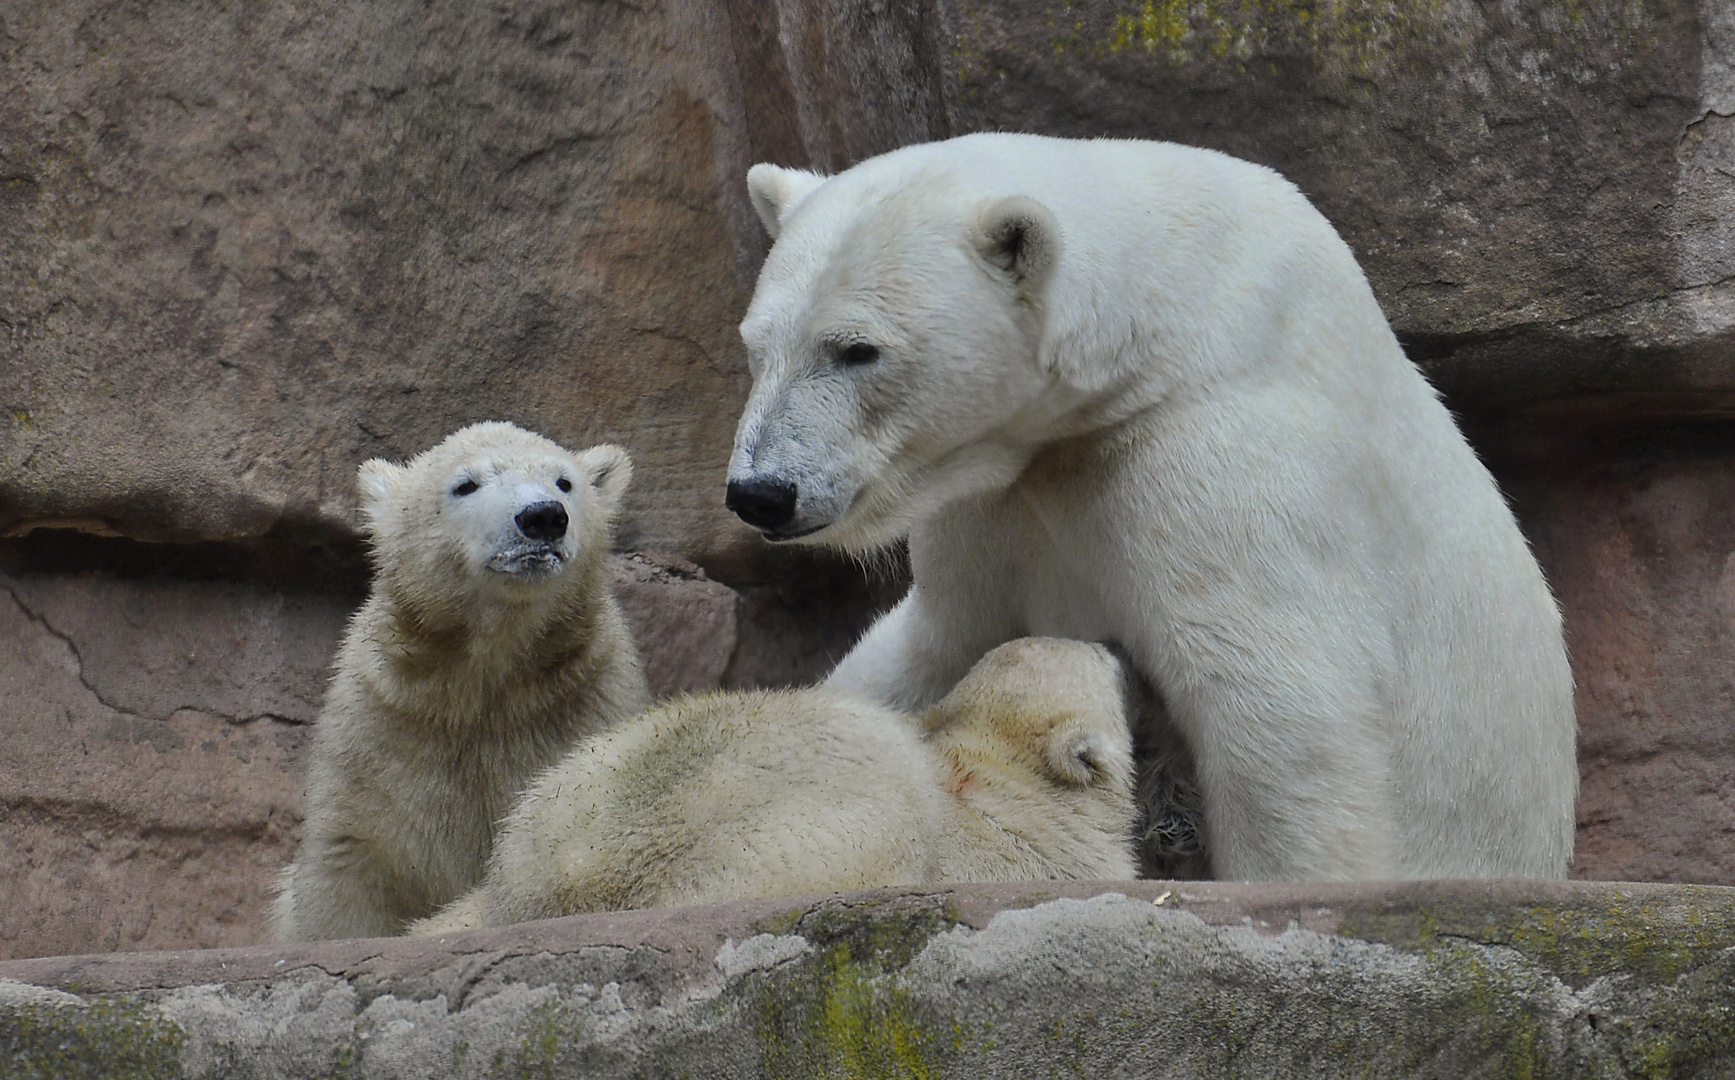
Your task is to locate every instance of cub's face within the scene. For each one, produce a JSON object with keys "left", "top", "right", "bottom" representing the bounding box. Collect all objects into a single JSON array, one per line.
[
  {"left": 358, "top": 422, "right": 631, "bottom": 605},
  {"left": 727, "top": 166, "right": 1062, "bottom": 553}
]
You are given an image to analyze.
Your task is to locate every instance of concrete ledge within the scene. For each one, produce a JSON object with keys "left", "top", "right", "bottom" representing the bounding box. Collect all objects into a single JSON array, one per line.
[
  {"left": 3, "top": 880, "right": 1733, "bottom": 1077},
  {"left": 3, "top": 885, "right": 1735, "bottom": 1076}
]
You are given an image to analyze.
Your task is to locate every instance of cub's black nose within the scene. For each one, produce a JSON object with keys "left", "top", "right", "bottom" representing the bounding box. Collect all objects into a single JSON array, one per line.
[
  {"left": 515, "top": 501, "right": 569, "bottom": 542},
  {"left": 725, "top": 477, "right": 798, "bottom": 531}
]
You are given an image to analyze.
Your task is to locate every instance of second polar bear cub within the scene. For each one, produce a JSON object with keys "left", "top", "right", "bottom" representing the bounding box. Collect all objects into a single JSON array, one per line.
[
  {"left": 273, "top": 422, "right": 650, "bottom": 942},
  {"left": 411, "top": 637, "right": 1137, "bottom": 933}
]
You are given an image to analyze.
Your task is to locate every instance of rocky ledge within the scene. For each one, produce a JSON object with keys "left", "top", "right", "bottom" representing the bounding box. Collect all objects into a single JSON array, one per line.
[{"left": 2, "top": 879, "right": 1731, "bottom": 1078}]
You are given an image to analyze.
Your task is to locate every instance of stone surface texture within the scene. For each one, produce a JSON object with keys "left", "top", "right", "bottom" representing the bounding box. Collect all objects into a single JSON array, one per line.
[
  {"left": 0, "top": 570, "right": 326, "bottom": 959},
  {"left": 1496, "top": 422, "right": 1735, "bottom": 886},
  {"left": 607, "top": 551, "right": 740, "bottom": 700},
  {"left": 3, "top": 880, "right": 1734, "bottom": 1078},
  {"left": 0, "top": 0, "right": 944, "bottom": 566},
  {"left": 943, "top": 0, "right": 1735, "bottom": 409}
]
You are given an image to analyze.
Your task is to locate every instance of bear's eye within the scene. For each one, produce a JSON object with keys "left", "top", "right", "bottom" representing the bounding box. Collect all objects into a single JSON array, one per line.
[
  {"left": 836, "top": 342, "right": 880, "bottom": 367},
  {"left": 452, "top": 479, "right": 479, "bottom": 497},
  {"left": 556, "top": 477, "right": 573, "bottom": 494}
]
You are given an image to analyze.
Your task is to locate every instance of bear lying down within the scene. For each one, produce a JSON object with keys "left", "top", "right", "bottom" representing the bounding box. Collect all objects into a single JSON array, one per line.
[{"left": 412, "top": 637, "right": 1139, "bottom": 934}]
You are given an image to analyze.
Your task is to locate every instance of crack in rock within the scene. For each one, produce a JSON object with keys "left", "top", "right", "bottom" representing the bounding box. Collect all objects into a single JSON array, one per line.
[{"left": 2, "top": 577, "right": 310, "bottom": 727}]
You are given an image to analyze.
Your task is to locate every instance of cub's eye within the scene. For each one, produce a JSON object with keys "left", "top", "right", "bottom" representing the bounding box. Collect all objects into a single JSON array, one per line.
[
  {"left": 452, "top": 479, "right": 479, "bottom": 497},
  {"left": 556, "top": 477, "right": 573, "bottom": 494},
  {"left": 837, "top": 342, "right": 880, "bottom": 367}
]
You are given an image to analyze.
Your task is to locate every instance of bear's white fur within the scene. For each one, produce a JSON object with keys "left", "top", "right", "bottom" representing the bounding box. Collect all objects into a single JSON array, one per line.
[
  {"left": 410, "top": 637, "right": 1136, "bottom": 933},
  {"left": 272, "top": 422, "right": 650, "bottom": 941},
  {"left": 729, "top": 133, "right": 1577, "bottom": 881}
]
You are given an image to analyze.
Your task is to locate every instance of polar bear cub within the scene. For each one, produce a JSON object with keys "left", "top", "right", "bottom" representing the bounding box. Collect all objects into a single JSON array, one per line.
[
  {"left": 727, "top": 133, "right": 1577, "bottom": 881},
  {"left": 410, "top": 637, "right": 1136, "bottom": 933},
  {"left": 272, "top": 422, "right": 651, "bottom": 942}
]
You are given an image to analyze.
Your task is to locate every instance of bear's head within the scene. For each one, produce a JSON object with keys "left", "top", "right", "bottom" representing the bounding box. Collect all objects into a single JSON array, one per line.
[
  {"left": 356, "top": 422, "right": 631, "bottom": 612},
  {"left": 727, "top": 160, "right": 1068, "bottom": 552},
  {"left": 922, "top": 637, "right": 1138, "bottom": 876}
]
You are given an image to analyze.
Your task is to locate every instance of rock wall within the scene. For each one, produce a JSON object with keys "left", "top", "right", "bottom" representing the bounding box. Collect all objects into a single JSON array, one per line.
[{"left": 1, "top": 0, "right": 1733, "bottom": 962}]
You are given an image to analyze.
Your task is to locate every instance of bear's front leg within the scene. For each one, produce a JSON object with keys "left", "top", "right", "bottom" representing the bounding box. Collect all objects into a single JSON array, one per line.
[
  {"left": 827, "top": 504, "right": 1028, "bottom": 711},
  {"left": 826, "top": 590, "right": 990, "bottom": 711}
]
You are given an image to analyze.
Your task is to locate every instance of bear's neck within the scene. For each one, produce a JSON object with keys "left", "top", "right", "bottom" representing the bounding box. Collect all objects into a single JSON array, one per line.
[{"left": 365, "top": 557, "right": 629, "bottom": 740}]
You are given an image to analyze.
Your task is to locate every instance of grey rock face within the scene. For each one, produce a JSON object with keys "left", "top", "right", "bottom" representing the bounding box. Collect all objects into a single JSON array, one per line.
[
  {"left": 3, "top": 880, "right": 1733, "bottom": 1078},
  {"left": 941, "top": 0, "right": 1735, "bottom": 408}
]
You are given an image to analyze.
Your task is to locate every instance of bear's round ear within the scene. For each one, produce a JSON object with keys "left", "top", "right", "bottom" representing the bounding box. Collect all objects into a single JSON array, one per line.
[
  {"left": 577, "top": 444, "right": 633, "bottom": 516},
  {"left": 747, "top": 164, "right": 827, "bottom": 240},
  {"left": 1043, "top": 727, "right": 1118, "bottom": 788},
  {"left": 356, "top": 459, "right": 404, "bottom": 527},
  {"left": 974, "top": 195, "right": 1059, "bottom": 298}
]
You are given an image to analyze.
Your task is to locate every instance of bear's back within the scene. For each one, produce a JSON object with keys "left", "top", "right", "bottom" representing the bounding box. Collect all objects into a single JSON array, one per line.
[{"left": 518, "top": 689, "right": 952, "bottom": 913}]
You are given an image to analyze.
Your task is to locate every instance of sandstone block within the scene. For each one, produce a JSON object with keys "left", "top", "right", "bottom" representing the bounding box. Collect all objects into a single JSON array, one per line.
[
  {"left": 608, "top": 551, "right": 740, "bottom": 700},
  {"left": 0, "top": 571, "right": 334, "bottom": 958}
]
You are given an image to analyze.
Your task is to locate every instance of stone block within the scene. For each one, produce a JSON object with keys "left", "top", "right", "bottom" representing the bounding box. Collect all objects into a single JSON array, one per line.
[
  {"left": 0, "top": 570, "right": 333, "bottom": 959},
  {"left": 939, "top": 0, "right": 1735, "bottom": 408},
  {"left": 2, "top": 880, "right": 1731, "bottom": 1077},
  {"left": 608, "top": 550, "right": 740, "bottom": 700},
  {"left": 1493, "top": 418, "right": 1735, "bottom": 886},
  {"left": 0, "top": 0, "right": 942, "bottom": 567}
]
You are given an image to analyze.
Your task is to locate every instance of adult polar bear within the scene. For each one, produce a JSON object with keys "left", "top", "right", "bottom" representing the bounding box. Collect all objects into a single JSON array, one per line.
[{"left": 725, "top": 133, "right": 1576, "bottom": 881}]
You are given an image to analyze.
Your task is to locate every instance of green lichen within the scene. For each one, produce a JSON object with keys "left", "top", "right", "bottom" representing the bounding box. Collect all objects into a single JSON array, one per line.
[
  {"left": 752, "top": 892, "right": 963, "bottom": 973},
  {"left": 495, "top": 999, "right": 582, "bottom": 1080},
  {"left": 1320, "top": 888, "right": 1735, "bottom": 1078},
  {"left": 1, "top": 995, "right": 187, "bottom": 1080},
  {"left": 751, "top": 894, "right": 962, "bottom": 1079},
  {"left": 1101, "top": 0, "right": 1453, "bottom": 74},
  {"left": 1338, "top": 887, "right": 1735, "bottom": 988},
  {"left": 1608, "top": 948, "right": 1735, "bottom": 1079},
  {"left": 953, "top": 0, "right": 1669, "bottom": 94},
  {"left": 756, "top": 943, "right": 939, "bottom": 1080}
]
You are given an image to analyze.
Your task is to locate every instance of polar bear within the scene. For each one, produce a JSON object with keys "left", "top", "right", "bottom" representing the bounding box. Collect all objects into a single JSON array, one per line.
[
  {"left": 272, "top": 422, "right": 651, "bottom": 941},
  {"left": 409, "top": 637, "right": 1136, "bottom": 933},
  {"left": 725, "top": 133, "right": 1577, "bottom": 881}
]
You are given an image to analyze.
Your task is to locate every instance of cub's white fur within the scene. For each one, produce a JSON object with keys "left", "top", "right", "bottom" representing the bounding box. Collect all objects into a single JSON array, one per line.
[
  {"left": 411, "top": 638, "right": 1136, "bottom": 933},
  {"left": 729, "top": 133, "right": 1577, "bottom": 881},
  {"left": 273, "top": 422, "right": 650, "bottom": 941}
]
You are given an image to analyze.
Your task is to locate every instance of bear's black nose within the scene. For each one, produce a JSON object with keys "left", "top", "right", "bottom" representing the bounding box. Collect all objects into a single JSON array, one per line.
[
  {"left": 515, "top": 501, "right": 568, "bottom": 542},
  {"left": 725, "top": 477, "right": 798, "bottom": 531}
]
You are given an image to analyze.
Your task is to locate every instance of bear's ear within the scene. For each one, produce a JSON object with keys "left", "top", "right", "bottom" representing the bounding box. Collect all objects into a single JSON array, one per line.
[
  {"left": 577, "top": 444, "right": 633, "bottom": 516},
  {"left": 356, "top": 459, "right": 404, "bottom": 525},
  {"left": 1042, "top": 726, "right": 1118, "bottom": 788},
  {"left": 747, "top": 163, "right": 827, "bottom": 240},
  {"left": 974, "top": 195, "right": 1059, "bottom": 298}
]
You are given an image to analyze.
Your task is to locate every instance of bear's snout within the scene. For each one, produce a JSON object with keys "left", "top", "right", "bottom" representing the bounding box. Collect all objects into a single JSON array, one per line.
[
  {"left": 515, "top": 501, "right": 569, "bottom": 542},
  {"left": 725, "top": 477, "right": 798, "bottom": 532}
]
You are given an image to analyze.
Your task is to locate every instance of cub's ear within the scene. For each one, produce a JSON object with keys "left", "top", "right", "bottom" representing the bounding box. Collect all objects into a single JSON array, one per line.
[
  {"left": 975, "top": 195, "right": 1059, "bottom": 298},
  {"left": 747, "top": 163, "right": 827, "bottom": 240},
  {"left": 356, "top": 459, "right": 405, "bottom": 528},
  {"left": 577, "top": 444, "right": 633, "bottom": 516},
  {"left": 1043, "top": 726, "right": 1119, "bottom": 788}
]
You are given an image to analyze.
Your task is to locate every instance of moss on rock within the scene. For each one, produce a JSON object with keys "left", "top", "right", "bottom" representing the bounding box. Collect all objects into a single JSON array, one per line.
[{"left": 1, "top": 993, "right": 186, "bottom": 1080}]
